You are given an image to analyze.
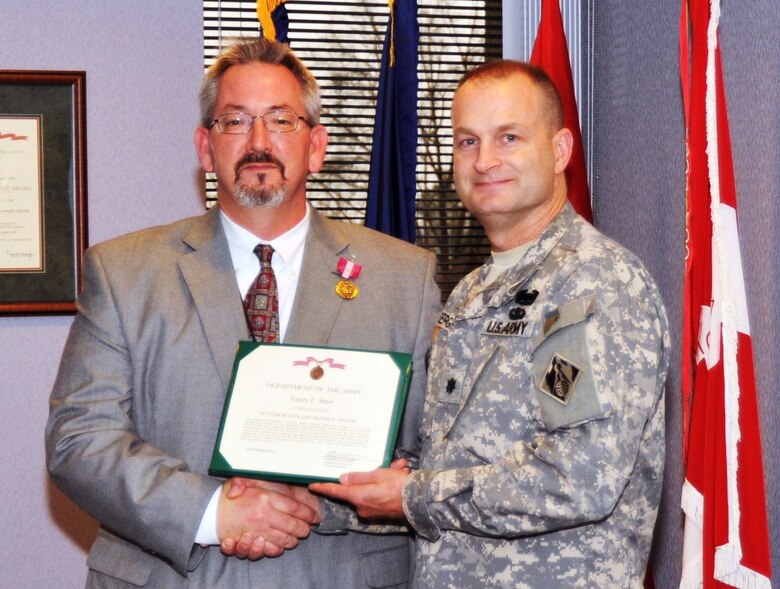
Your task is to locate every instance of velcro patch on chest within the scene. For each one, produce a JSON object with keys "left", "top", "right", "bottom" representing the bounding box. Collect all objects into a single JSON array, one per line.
[
  {"left": 436, "top": 368, "right": 466, "bottom": 404},
  {"left": 482, "top": 319, "right": 532, "bottom": 337},
  {"left": 436, "top": 311, "right": 456, "bottom": 332}
]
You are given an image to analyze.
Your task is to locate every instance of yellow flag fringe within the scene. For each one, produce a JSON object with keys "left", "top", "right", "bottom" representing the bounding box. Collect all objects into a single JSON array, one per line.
[{"left": 257, "top": 0, "right": 285, "bottom": 40}]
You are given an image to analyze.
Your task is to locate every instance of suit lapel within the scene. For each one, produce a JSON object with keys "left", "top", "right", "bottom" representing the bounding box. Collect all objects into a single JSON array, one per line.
[
  {"left": 178, "top": 207, "right": 247, "bottom": 389},
  {"left": 285, "top": 209, "right": 349, "bottom": 346}
]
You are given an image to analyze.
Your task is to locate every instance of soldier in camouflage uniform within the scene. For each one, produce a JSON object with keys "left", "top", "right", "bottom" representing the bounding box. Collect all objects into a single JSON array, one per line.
[{"left": 312, "top": 60, "right": 670, "bottom": 588}]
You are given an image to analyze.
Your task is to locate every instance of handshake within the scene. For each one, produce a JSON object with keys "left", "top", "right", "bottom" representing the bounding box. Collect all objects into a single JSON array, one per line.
[
  {"left": 216, "top": 478, "right": 320, "bottom": 560},
  {"left": 216, "top": 459, "right": 411, "bottom": 559}
]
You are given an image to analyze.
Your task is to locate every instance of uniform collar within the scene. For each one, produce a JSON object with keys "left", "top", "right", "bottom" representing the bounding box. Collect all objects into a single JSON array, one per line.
[{"left": 456, "top": 202, "right": 579, "bottom": 316}]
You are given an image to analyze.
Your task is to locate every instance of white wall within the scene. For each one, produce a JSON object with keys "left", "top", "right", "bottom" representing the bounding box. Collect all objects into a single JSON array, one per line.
[{"left": 0, "top": 2, "right": 203, "bottom": 586}]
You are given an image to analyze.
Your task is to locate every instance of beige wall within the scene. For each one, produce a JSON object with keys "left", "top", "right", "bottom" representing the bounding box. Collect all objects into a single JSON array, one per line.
[{"left": 0, "top": 2, "right": 203, "bottom": 586}]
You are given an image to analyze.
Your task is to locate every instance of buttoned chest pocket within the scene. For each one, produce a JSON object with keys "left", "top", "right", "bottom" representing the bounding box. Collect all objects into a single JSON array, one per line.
[{"left": 531, "top": 296, "right": 610, "bottom": 431}]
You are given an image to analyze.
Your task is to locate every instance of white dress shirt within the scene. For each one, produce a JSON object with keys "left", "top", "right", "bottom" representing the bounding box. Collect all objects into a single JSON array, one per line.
[
  {"left": 194, "top": 205, "right": 310, "bottom": 545},
  {"left": 220, "top": 204, "right": 309, "bottom": 341}
]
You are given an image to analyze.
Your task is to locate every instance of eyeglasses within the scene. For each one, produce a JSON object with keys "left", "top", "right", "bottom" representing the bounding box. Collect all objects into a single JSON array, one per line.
[{"left": 208, "top": 110, "right": 308, "bottom": 134}]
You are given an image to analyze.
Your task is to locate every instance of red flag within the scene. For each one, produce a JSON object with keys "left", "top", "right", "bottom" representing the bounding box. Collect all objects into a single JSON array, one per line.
[
  {"left": 680, "top": 1, "right": 772, "bottom": 587},
  {"left": 529, "top": 0, "right": 592, "bottom": 222}
]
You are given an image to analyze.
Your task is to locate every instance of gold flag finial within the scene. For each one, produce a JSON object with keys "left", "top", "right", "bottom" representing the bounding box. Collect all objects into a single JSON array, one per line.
[{"left": 389, "top": 0, "right": 396, "bottom": 67}]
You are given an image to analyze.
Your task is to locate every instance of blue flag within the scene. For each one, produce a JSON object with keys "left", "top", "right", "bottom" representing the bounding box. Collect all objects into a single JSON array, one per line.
[{"left": 365, "top": 0, "right": 418, "bottom": 243}]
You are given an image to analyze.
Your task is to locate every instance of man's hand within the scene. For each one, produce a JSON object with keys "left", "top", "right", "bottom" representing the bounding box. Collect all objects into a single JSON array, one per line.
[
  {"left": 226, "top": 478, "right": 321, "bottom": 513},
  {"left": 216, "top": 478, "right": 321, "bottom": 560},
  {"left": 309, "top": 460, "right": 409, "bottom": 520}
]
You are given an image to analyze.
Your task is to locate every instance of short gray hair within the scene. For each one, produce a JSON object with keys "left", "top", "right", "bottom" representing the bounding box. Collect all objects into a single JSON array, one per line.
[{"left": 199, "top": 37, "right": 321, "bottom": 128}]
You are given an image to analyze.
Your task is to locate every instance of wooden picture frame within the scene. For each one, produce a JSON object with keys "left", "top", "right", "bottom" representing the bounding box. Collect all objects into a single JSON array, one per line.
[{"left": 0, "top": 70, "right": 87, "bottom": 314}]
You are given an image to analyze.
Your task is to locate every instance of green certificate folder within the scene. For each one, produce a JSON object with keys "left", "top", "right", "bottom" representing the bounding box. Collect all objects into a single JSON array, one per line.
[{"left": 209, "top": 342, "right": 412, "bottom": 484}]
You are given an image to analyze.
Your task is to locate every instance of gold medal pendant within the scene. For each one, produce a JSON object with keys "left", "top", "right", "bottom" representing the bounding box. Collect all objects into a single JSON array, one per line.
[{"left": 336, "top": 279, "right": 359, "bottom": 300}]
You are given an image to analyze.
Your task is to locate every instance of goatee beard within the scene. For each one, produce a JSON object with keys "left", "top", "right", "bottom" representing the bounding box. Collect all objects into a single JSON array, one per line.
[
  {"left": 234, "top": 181, "right": 286, "bottom": 209},
  {"left": 232, "top": 151, "right": 287, "bottom": 209}
]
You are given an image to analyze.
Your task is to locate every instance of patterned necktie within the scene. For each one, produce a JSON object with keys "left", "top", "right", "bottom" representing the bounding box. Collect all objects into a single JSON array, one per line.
[{"left": 243, "top": 244, "right": 279, "bottom": 343}]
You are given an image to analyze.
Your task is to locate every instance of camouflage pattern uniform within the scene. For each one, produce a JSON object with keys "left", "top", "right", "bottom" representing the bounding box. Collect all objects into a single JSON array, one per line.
[{"left": 403, "top": 203, "right": 670, "bottom": 588}]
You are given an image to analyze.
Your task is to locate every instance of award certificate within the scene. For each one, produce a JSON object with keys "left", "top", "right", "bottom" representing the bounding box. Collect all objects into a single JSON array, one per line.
[
  {"left": 0, "top": 116, "right": 43, "bottom": 272},
  {"left": 209, "top": 342, "right": 412, "bottom": 483}
]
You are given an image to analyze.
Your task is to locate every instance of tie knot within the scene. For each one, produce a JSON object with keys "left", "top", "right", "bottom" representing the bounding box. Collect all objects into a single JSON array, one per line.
[{"left": 253, "top": 244, "right": 274, "bottom": 265}]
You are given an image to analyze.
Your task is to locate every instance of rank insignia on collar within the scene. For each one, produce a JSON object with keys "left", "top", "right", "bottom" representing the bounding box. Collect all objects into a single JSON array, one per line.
[
  {"left": 515, "top": 289, "right": 539, "bottom": 306},
  {"left": 539, "top": 353, "right": 582, "bottom": 406}
]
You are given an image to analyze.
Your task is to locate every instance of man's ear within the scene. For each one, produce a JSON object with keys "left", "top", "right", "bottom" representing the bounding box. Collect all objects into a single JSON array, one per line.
[
  {"left": 552, "top": 128, "right": 573, "bottom": 175},
  {"left": 194, "top": 126, "right": 214, "bottom": 173},
  {"left": 307, "top": 124, "right": 329, "bottom": 174}
]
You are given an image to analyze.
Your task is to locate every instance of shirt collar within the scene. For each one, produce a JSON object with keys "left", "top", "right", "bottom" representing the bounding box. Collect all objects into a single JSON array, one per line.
[{"left": 220, "top": 204, "right": 310, "bottom": 273}]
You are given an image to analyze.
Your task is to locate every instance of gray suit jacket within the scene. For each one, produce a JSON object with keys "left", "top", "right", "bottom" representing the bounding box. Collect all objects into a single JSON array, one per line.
[{"left": 46, "top": 205, "right": 441, "bottom": 588}]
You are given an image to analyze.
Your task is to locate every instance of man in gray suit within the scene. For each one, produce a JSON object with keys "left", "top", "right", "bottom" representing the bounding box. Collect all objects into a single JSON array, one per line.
[{"left": 46, "top": 37, "right": 440, "bottom": 588}]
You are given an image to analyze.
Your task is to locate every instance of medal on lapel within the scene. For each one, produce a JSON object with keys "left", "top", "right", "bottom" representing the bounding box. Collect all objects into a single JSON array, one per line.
[{"left": 335, "top": 256, "right": 362, "bottom": 300}]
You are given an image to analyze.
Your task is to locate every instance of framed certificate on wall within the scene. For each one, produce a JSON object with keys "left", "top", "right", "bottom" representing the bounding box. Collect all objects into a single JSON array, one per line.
[{"left": 0, "top": 70, "right": 87, "bottom": 314}]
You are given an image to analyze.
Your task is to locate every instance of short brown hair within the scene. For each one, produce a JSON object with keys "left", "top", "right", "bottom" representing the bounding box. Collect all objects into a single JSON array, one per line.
[{"left": 457, "top": 60, "right": 563, "bottom": 131}]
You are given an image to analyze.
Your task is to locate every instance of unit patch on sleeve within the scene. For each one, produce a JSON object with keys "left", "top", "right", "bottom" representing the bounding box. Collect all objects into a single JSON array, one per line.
[
  {"left": 538, "top": 353, "right": 582, "bottom": 405},
  {"left": 531, "top": 304, "right": 606, "bottom": 431}
]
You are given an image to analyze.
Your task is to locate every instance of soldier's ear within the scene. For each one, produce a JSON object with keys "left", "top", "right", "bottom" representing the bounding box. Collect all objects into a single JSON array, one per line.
[{"left": 552, "top": 128, "right": 573, "bottom": 175}]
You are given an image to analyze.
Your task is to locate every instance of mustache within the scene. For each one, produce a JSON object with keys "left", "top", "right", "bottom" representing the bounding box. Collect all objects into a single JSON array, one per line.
[{"left": 234, "top": 151, "right": 285, "bottom": 179}]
